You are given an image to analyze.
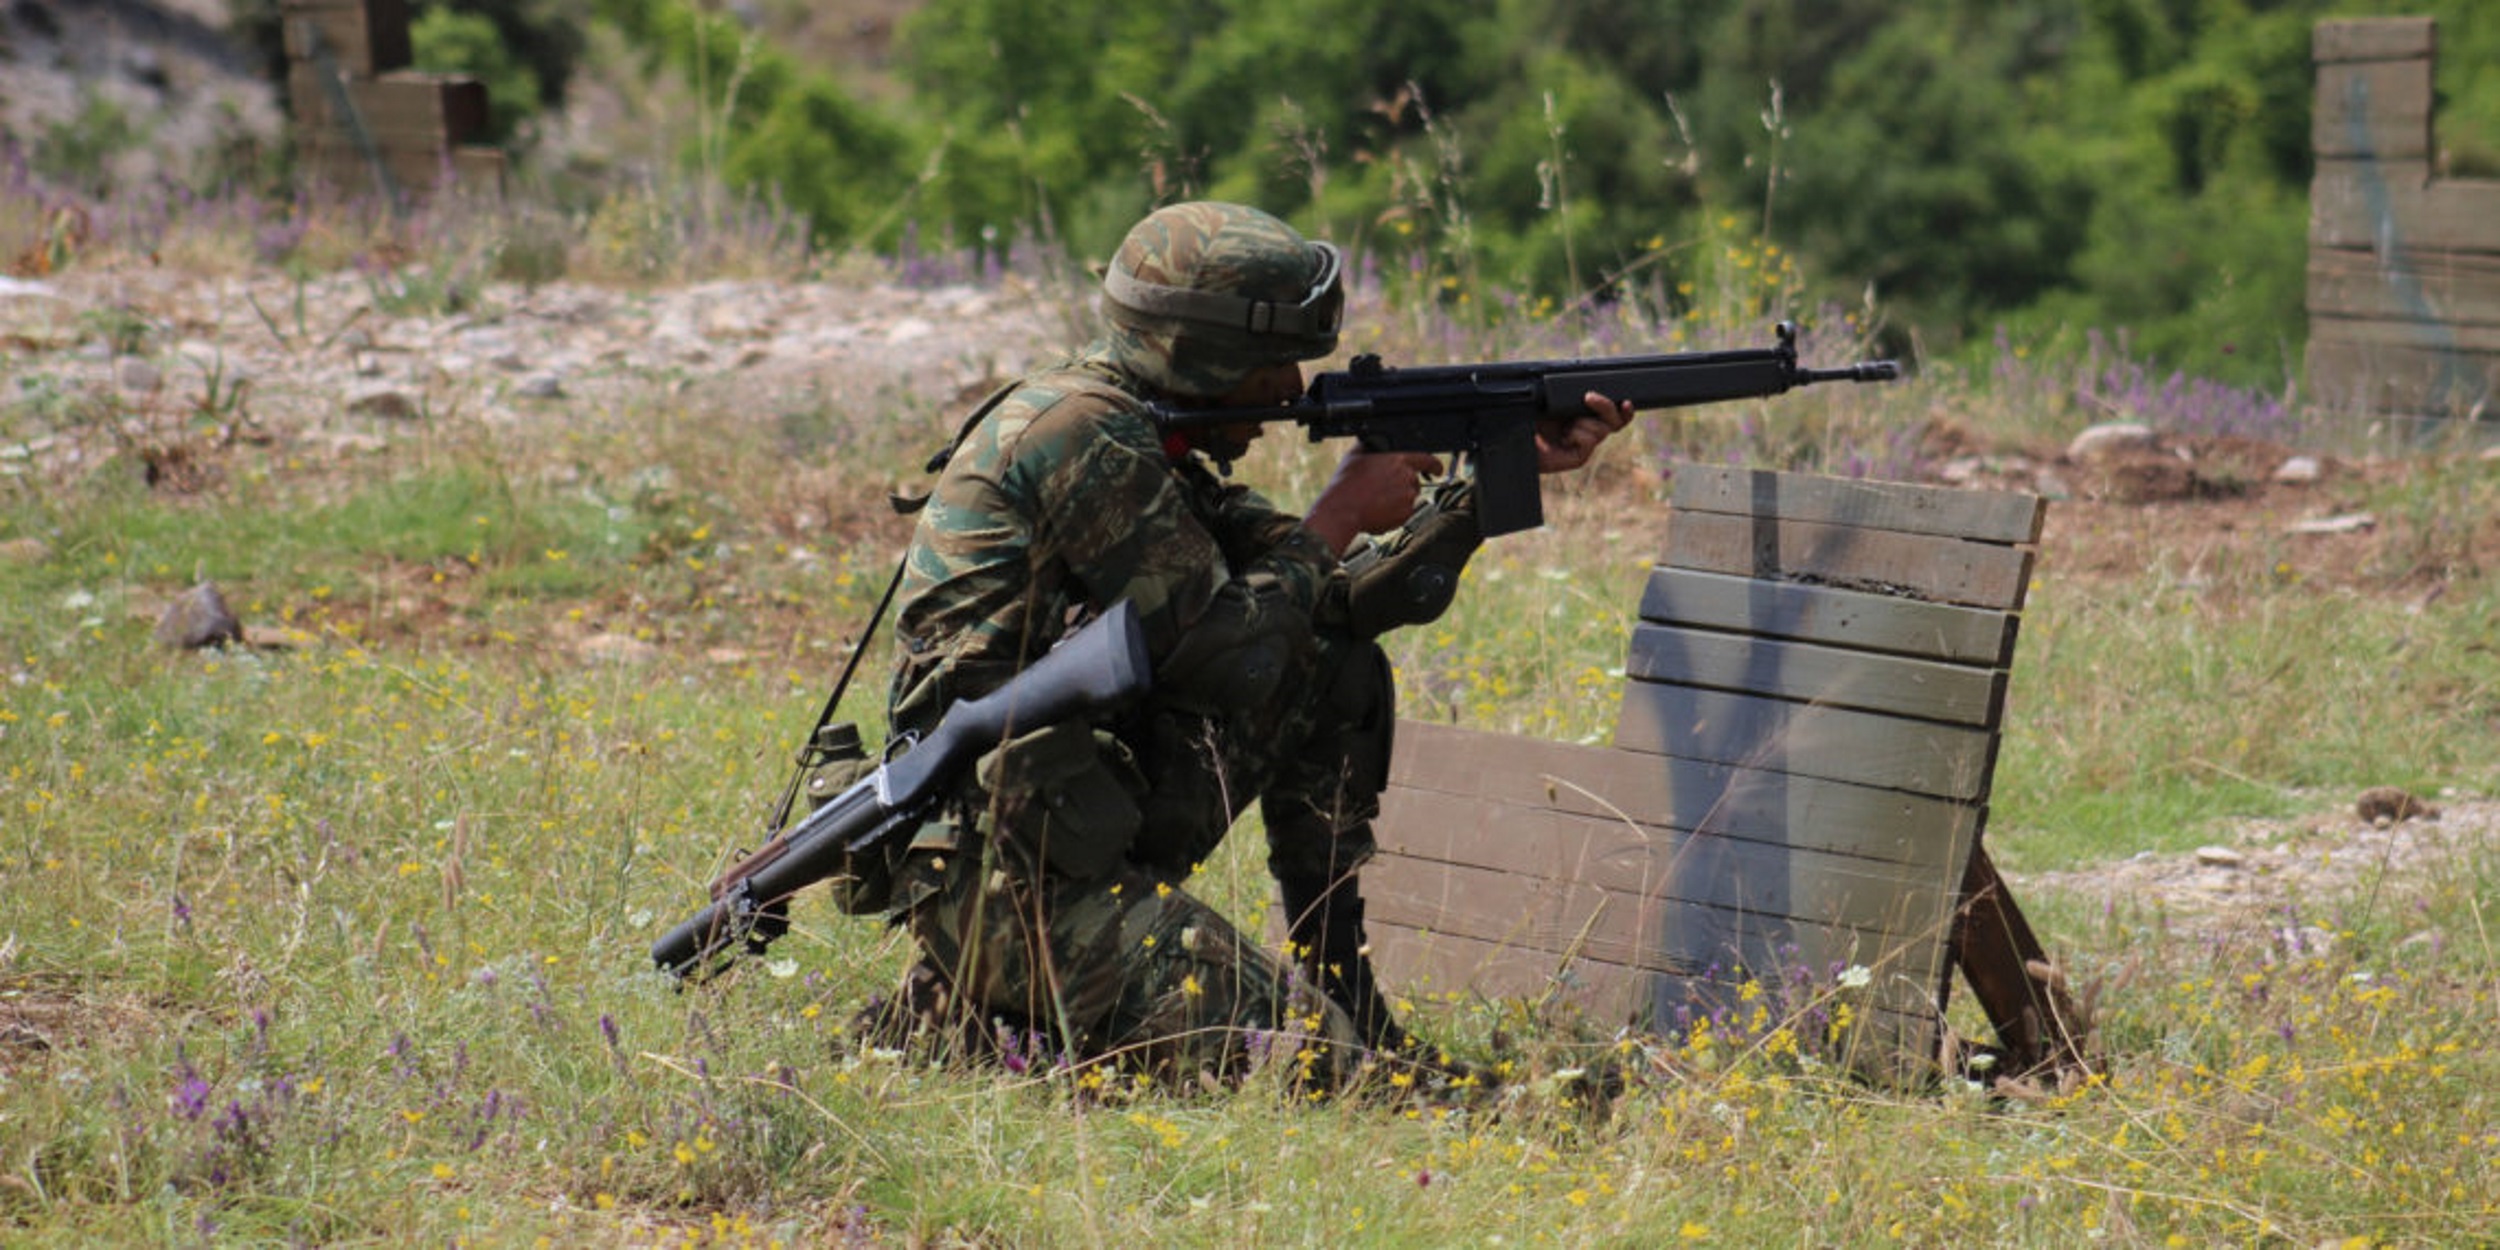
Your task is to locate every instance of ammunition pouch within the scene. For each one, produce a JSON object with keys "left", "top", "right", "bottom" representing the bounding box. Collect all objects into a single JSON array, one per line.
[
  {"left": 976, "top": 720, "right": 1142, "bottom": 881},
  {"left": 1343, "top": 478, "right": 1482, "bottom": 638}
]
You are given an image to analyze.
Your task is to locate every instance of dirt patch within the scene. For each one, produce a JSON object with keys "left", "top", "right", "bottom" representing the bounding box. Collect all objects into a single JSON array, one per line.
[
  {"left": 1933, "top": 421, "right": 2500, "bottom": 597},
  {"left": 0, "top": 973, "right": 159, "bottom": 1080},
  {"left": 2017, "top": 794, "right": 2498, "bottom": 942}
]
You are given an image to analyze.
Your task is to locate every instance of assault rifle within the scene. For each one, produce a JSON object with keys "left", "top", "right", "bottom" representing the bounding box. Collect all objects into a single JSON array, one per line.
[
  {"left": 650, "top": 602, "right": 1154, "bottom": 982},
  {"left": 1151, "top": 322, "right": 1899, "bottom": 537}
]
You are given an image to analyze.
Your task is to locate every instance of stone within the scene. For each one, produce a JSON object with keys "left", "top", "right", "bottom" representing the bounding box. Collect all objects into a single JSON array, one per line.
[
  {"left": 346, "top": 386, "right": 419, "bottom": 420},
  {"left": 155, "top": 582, "right": 245, "bottom": 649},
  {"left": 577, "top": 633, "right": 659, "bottom": 663},
  {"left": 115, "top": 356, "right": 163, "bottom": 392},
  {"left": 0, "top": 537, "right": 49, "bottom": 564},
  {"left": 2065, "top": 422, "right": 2156, "bottom": 463},
  {"left": 2194, "top": 846, "right": 2245, "bottom": 868},
  {"left": 324, "top": 432, "right": 390, "bottom": 457},
  {"left": 2285, "top": 513, "right": 2375, "bottom": 535},
  {"left": 514, "top": 373, "right": 565, "bottom": 400},
  {"left": 2355, "top": 786, "right": 2440, "bottom": 824},
  {"left": 2271, "top": 455, "right": 2322, "bottom": 484}
]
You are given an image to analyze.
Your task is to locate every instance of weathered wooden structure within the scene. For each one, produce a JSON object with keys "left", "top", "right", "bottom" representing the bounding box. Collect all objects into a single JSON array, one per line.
[
  {"left": 1365, "top": 467, "right": 2090, "bottom": 1082},
  {"left": 279, "top": 0, "right": 503, "bottom": 202},
  {"left": 2308, "top": 17, "right": 2499, "bottom": 433}
]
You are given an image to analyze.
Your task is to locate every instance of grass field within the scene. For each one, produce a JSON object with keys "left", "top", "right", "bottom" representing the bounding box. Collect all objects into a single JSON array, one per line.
[{"left": 5, "top": 180, "right": 2500, "bottom": 1246}]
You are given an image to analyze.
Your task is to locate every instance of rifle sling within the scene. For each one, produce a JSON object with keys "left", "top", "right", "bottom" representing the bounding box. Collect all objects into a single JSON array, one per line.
[{"left": 765, "top": 375, "right": 1028, "bottom": 835}]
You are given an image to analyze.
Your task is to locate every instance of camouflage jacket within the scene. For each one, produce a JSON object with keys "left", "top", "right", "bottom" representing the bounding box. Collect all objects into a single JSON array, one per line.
[{"left": 887, "top": 347, "right": 1341, "bottom": 738}]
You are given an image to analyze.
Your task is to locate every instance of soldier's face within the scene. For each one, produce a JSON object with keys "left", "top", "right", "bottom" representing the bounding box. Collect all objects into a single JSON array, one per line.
[{"left": 1189, "top": 362, "right": 1304, "bottom": 460}]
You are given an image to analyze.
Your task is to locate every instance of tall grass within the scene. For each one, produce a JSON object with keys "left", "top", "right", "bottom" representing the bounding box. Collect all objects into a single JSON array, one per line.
[{"left": 5, "top": 157, "right": 2499, "bottom": 1246}]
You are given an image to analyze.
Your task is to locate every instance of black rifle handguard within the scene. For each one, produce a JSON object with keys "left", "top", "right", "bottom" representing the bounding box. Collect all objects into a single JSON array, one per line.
[
  {"left": 1150, "top": 322, "right": 1900, "bottom": 538},
  {"left": 651, "top": 601, "right": 1155, "bottom": 981}
]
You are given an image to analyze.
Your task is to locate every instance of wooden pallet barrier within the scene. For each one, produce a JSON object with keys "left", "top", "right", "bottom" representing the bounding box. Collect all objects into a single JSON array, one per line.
[
  {"left": 2306, "top": 16, "right": 2500, "bottom": 434},
  {"left": 280, "top": 0, "right": 503, "bottom": 202},
  {"left": 1366, "top": 466, "right": 2092, "bottom": 1084}
]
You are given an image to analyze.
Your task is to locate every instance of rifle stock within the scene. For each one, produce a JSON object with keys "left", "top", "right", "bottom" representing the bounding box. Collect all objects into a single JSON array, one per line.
[
  {"left": 1153, "top": 321, "right": 1900, "bottom": 536},
  {"left": 650, "top": 601, "right": 1154, "bottom": 981}
]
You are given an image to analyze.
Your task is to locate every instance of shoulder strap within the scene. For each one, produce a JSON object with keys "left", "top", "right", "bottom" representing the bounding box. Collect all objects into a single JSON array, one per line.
[
  {"left": 889, "top": 374, "right": 1029, "bottom": 516},
  {"left": 766, "top": 367, "right": 1079, "bottom": 831}
]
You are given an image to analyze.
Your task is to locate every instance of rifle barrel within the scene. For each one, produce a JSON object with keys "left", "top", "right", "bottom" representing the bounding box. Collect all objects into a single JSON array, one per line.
[{"left": 1798, "top": 361, "right": 1903, "bottom": 385}]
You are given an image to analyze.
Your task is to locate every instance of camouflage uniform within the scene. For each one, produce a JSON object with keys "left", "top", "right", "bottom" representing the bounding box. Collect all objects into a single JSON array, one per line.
[{"left": 873, "top": 204, "right": 1401, "bottom": 1085}]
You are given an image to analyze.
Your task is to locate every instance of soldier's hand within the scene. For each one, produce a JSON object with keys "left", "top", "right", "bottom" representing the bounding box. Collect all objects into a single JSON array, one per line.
[
  {"left": 1535, "top": 390, "right": 1634, "bottom": 474},
  {"left": 1305, "top": 449, "right": 1444, "bottom": 554}
]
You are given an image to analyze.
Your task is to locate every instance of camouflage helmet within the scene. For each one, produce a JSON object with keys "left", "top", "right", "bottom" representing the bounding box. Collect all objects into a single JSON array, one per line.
[{"left": 1101, "top": 201, "right": 1344, "bottom": 399}]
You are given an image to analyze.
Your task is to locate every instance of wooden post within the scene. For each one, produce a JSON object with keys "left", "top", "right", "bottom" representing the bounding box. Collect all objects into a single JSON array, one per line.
[{"left": 1950, "top": 845, "right": 2093, "bottom": 1080}]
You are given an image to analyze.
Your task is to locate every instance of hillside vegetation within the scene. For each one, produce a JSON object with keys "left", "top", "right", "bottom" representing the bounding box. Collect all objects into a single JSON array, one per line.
[
  {"left": 584, "top": 0, "right": 2498, "bottom": 386},
  {"left": 17, "top": 1, "right": 2498, "bottom": 386}
]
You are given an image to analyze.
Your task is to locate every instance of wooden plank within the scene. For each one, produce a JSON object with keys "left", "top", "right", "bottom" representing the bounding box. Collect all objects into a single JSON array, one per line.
[
  {"left": 2313, "top": 18, "right": 2435, "bottom": 65},
  {"left": 2307, "top": 247, "right": 2500, "bottom": 327},
  {"left": 1362, "top": 854, "right": 1951, "bottom": 990},
  {"left": 289, "top": 69, "right": 490, "bottom": 147},
  {"left": 1666, "top": 512, "right": 2036, "bottom": 610},
  {"left": 1370, "top": 919, "right": 1646, "bottom": 1011},
  {"left": 1367, "top": 887, "right": 1954, "bottom": 1080},
  {"left": 1374, "top": 789, "right": 1963, "bottom": 931},
  {"left": 2305, "top": 334, "right": 2499, "bottom": 418},
  {"left": 2311, "top": 161, "right": 2500, "bottom": 256},
  {"left": 289, "top": 95, "right": 465, "bottom": 153},
  {"left": 280, "top": 0, "right": 410, "bottom": 76},
  {"left": 450, "top": 146, "right": 507, "bottom": 197},
  {"left": 376, "top": 72, "right": 490, "bottom": 145},
  {"left": 300, "top": 140, "right": 503, "bottom": 195},
  {"left": 1671, "top": 465, "right": 2047, "bottom": 546},
  {"left": 1639, "top": 567, "right": 2018, "bottom": 666},
  {"left": 2313, "top": 61, "right": 2434, "bottom": 161},
  {"left": 2308, "top": 314, "right": 2500, "bottom": 355},
  {"left": 1625, "top": 622, "right": 2007, "bottom": 727},
  {"left": 1387, "top": 720, "right": 1984, "bottom": 864},
  {"left": 297, "top": 149, "right": 394, "bottom": 202},
  {"left": 1612, "top": 682, "right": 1998, "bottom": 800}
]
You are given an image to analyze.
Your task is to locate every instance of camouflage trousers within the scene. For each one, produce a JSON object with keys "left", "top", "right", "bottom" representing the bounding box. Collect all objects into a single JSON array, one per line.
[{"left": 889, "top": 632, "right": 1397, "bottom": 1087}]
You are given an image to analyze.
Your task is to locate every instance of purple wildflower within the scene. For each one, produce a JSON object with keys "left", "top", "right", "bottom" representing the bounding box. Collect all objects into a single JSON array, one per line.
[{"left": 171, "top": 1075, "right": 212, "bottom": 1120}]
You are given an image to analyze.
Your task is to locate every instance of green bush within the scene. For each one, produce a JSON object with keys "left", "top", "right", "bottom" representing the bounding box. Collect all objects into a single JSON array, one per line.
[
  {"left": 570, "top": 0, "right": 2499, "bottom": 387},
  {"left": 411, "top": 7, "right": 542, "bottom": 145},
  {"left": 31, "top": 92, "right": 147, "bottom": 198}
]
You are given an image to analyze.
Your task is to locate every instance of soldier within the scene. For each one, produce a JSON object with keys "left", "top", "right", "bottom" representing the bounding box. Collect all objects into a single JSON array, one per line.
[{"left": 852, "top": 201, "right": 1631, "bottom": 1088}]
